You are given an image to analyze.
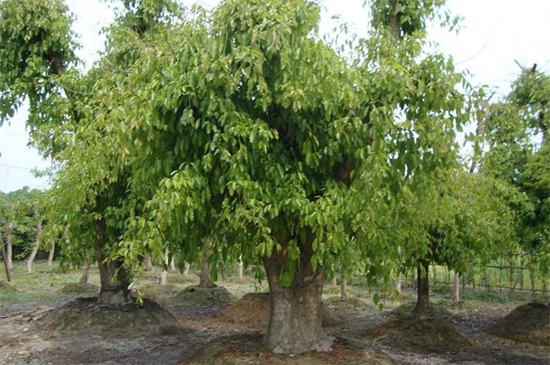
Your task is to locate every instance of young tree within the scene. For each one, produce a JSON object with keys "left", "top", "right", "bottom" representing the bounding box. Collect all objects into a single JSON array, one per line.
[
  {"left": 481, "top": 67, "right": 550, "bottom": 278},
  {"left": 398, "top": 170, "right": 519, "bottom": 318}
]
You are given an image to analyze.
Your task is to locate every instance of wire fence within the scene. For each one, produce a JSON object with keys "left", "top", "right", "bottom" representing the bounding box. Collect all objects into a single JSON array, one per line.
[{"left": 402, "top": 253, "right": 549, "bottom": 294}]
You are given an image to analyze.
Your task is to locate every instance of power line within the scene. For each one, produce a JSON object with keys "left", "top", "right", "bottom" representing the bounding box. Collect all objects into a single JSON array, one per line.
[{"left": 0, "top": 164, "right": 36, "bottom": 171}]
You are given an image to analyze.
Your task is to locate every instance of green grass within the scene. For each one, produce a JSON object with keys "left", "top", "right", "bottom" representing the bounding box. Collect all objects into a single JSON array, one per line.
[{"left": 1, "top": 260, "right": 548, "bottom": 315}]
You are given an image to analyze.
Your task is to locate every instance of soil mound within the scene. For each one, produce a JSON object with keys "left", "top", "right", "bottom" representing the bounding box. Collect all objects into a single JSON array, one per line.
[
  {"left": 59, "top": 282, "right": 99, "bottom": 296},
  {"left": 216, "top": 293, "right": 342, "bottom": 333},
  {"left": 175, "top": 286, "right": 236, "bottom": 306},
  {"left": 367, "top": 317, "right": 475, "bottom": 353},
  {"left": 487, "top": 301, "right": 550, "bottom": 346},
  {"left": 387, "top": 301, "right": 453, "bottom": 320},
  {"left": 182, "top": 334, "right": 397, "bottom": 365},
  {"left": 39, "top": 297, "right": 181, "bottom": 334}
]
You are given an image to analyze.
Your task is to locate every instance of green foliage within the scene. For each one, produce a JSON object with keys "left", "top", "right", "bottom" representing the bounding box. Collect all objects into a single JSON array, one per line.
[
  {"left": 0, "top": 0, "right": 77, "bottom": 123},
  {"left": 0, "top": 188, "right": 46, "bottom": 258},
  {"left": 481, "top": 68, "right": 550, "bottom": 274},
  {"left": 11, "top": 0, "right": 472, "bottom": 292},
  {"left": 396, "top": 169, "right": 518, "bottom": 278}
]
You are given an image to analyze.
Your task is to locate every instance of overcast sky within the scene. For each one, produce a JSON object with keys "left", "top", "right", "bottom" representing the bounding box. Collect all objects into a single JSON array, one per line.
[{"left": 1, "top": 0, "right": 549, "bottom": 193}]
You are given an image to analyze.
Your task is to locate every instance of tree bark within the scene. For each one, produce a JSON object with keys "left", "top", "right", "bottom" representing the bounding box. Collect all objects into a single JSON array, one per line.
[
  {"left": 453, "top": 271, "right": 460, "bottom": 302},
  {"left": 237, "top": 255, "right": 244, "bottom": 280},
  {"left": 395, "top": 272, "right": 402, "bottom": 295},
  {"left": 183, "top": 262, "right": 190, "bottom": 276},
  {"left": 263, "top": 234, "right": 332, "bottom": 354},
  {"left": 159, "top": 250, "right": 169, "bottom": 286},
  {"left": 144, "top": 254, "right": 155, "bottom": 272},
  {"left": 47, "top": 241, "right": 55, "bottom": 266},
  {"left": 26, "top": 215, "right": 42, "bottom": 274},
  {"left": 170, "top": 256, "right": 176, "bottom": 271},
  {"left": 79, "top": 259, "right": 91, "bottom": 285},
  {"left": 199, "top": 240, "right": 214, "bottom": 288},
  {"left": 413, "top": 260, "right": 430, "bottom": 319},
  {"left": 0, "top": 229, "right": 11, "bottom": 282},
  {"left": 340, "top": 273, "right": 347, "bottom": 299},
  {"left": 96, "top": 219, "right": 130, "bottom": 304},
  {"left": 5, "top": 222, "right": 13, "bottom": 270}
]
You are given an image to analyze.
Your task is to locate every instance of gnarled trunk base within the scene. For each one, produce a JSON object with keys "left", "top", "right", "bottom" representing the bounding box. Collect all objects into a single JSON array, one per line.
[
  {"left": 96, "top": 219, "right": 131, "bottom": 305},
  {"left": 263, "top": 245, "right": 332, "bottom": 354}
]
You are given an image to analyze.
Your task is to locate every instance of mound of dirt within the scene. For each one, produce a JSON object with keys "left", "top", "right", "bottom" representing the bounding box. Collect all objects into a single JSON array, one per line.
[
  {"left": 387, "top": 301, "right": 453, "bottom": 320},
  {"left": 59, "top": 282, "right": 99, "bottom": 296},
  {"left": 324, "top": 296, "right": 371, "bottom": 312},
  {"left": 215, "top": 293, "right": 342, "bottom": 333},
  {"left": 39, "top": 297, "right": 181, "bottom": 334},
  {"left": 175, "top": 286, "right": 236, "bottom": 306},
  {"left": 487, "top": 301, "right": 550, "bottom": 346},
  {"left": 366, "top": 317, "right": 475, "bottom": 353},
  {"left": 182, "top": 334, "right": 397, "bottom": 365}
]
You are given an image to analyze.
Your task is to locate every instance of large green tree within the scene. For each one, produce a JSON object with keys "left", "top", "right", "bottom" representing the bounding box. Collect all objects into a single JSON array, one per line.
[{"left": 59, "top": 0, "right": 470, "bottom": 353}]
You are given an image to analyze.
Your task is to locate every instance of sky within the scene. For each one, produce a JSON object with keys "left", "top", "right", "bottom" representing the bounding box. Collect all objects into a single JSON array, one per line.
[{"left": 1, "top": 0, "right": 549, "bottom": 193}]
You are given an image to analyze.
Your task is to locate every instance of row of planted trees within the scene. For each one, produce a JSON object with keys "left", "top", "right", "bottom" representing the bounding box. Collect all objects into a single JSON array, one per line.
[
  {"left": 0, "top": 188, "right": 55, "bottom": 280},
  {"left": 1, "top": 0, "right": 548, "bottom": 354}
]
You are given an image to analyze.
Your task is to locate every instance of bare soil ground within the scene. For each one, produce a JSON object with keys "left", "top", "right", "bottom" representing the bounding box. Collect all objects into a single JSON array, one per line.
[{"left": 0, "top": 264, "right": 549, "bottom": 365}]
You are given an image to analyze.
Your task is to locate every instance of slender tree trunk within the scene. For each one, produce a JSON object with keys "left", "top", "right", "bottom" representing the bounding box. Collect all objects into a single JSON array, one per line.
[
  {"left": 79, "top": 259, "right": 91, "bottom": 285},
  {"left": 340, "top": 273, "right": 347, "bottom": 299},
  {"left": 27, "top": 216, "right": 42, "bottom": 274},
  {"left": 395, "top": 272, "right": 402, "bottom": 295},
  {"left": 5, "top": 222, "right": 13, "bottom": 270},
  {"left": 237, "top": 255, "right": 244, "bottom": 280},
  {"left": 170, "top": 256, "right": 176, "bottom": 271},
  {"left": 47, "top": 241, "right": 55, "bottom": 266},
  {"left": 183, "top": 262, "right": 190, "bottom": 276},
  {"left": 144, "top": 254, "right": 155, "bottom": 272},
  {"left": 199, "top": 239, "right": 213, "bottom": 288},
  {"left": 330, "top": 264, "right": 337, "bottom": 286},
  {"left": 395, "top": 245, "right": 402, "bottom": 295},
  {"left": 413, "top": 260, "right": 430, "bottom": 319},
  {"left": 159, "top": 250, "right": 168, "bottom": 286},
  {"left": 96, "top": 219, "right": 130, "bottom": 304},
  {"left": 453, "top": 271, "right": 460, "bottom": 302},
  {"left": 263, "top": 233, "right": 332, "bottom": 354},
  {"left": 0, "top": 229, "right": 11, "bottom": 282}
]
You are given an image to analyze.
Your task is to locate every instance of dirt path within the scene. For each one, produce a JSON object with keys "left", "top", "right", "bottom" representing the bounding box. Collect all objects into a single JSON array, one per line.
[{"left": 0, "top": 295, "right": 548, "bottom": 365}]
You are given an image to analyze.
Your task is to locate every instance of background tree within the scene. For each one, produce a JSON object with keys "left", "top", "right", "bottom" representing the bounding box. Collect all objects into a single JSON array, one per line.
[
  {"left": 480, "top": 67, "right": 550, "bottom": 280},
  {"left": 397, "top": 170, "right": 519, "bottom": 318}
]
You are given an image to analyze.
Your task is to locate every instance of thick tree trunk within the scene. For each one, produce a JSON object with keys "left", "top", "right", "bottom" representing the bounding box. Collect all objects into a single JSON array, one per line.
[
  {"left": 0, "top": 229, "right": 11, "bottom": 282},
  {"left": 47, "top": 242, "right": 55, "bottom": 266},
  {"left": 413, "top": 260, "right": 430, "bottom": 319},
  {"left": 96, "top": 219, "right": 130, "bottom": 304},
  {"left": 79, "top": 259, "right": 91, "bottom": 285},
  {"left": 263, "top": 236, "right": 332, "bottom": 354},
  {"left": 27, "top": 217, "right": 42, "bottom": 274},
  {"left": 453, "top": 271, "right": 460, "bottom": 302}
]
